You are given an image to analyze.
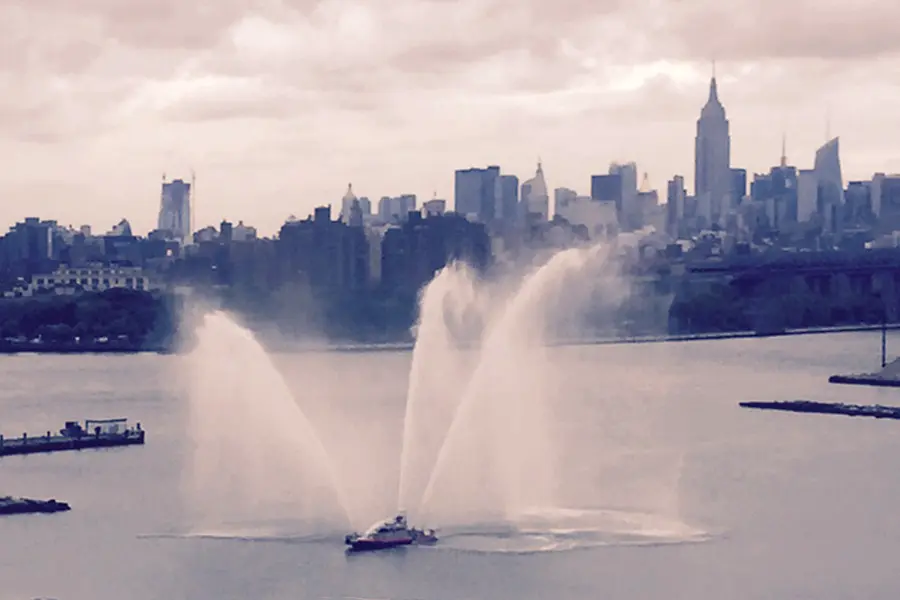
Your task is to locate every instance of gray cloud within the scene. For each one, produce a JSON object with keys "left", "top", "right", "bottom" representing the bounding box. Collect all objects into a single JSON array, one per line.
[
  {"left": 1, "top": 0, "right": 898, "bottom": 232},
  {"left": 651, "top": 0, "right": 900, "bottom": 61},
  {"left": 153, "top": 0, "right": 640, "bottom": 122},
  {"left": 13, "top": 0, "right": 267, "bottom": 50},
  {"left": 158, "top": 91, "right": 305, "bottom": 123},
  {"left": 0, "top": 71, "right": 137, "bottom": 142}
]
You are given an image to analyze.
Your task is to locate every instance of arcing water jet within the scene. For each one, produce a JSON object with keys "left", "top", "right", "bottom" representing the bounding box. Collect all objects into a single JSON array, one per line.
[
  {"left": 416, "top": 246, "right": 602, "bottom": 526},
  {"left": 184, "top": 311, "right": 351, "bottom": 535},
  {"left": 397, "top": 263, "right": 485, "bottom": 520}
]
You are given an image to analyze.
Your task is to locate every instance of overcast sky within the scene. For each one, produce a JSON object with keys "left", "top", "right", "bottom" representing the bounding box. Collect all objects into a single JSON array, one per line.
[{"left": 2, "top": 0, "right": 899, "bottom": 235}]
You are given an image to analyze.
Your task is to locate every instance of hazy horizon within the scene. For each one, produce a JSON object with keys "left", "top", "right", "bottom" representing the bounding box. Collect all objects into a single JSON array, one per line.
[{"left": 3, "top": 0, "right": 899, "bottom": 235}]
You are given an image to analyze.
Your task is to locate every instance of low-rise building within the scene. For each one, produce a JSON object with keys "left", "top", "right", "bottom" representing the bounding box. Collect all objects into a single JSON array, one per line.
[{"left": 5, "top": 264, "right": 161, "bottom": 297}]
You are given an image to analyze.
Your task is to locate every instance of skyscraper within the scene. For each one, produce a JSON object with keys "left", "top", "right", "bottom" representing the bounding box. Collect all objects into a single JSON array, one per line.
[
  {"left": 377, "top": 194, "right": 417, "bottom": 223},
  {"left": 873, "top": 174, "right": 900, "bottom": 233},
  {"left": 158, "top": 176, "right": 191, "bottom": 243},
  {"left": 730, "top": 168, "right": 747, "bottom": 204},
  {"left": 608, "top": 162, "right": 637, "bottom": 212},
  {"left": 340, "top": 183, "right": 357, "bottom": 223},
  {"left": 521, "top": 161, "right": 549, "bottom": 221},
  {"left": 591, "top": 174, "right": 623, "bottom": 205},
  {"left": 495, "top": 174, "right": 519, "bottom": 223},
  {"left": 554, "top": 187, "right": 577, "bottom": 215},
  {"left": 814, "top": 137, "right": 845, "bottom": 233},
  {"left": 667, "top": 175, "right": 686, "bottom": 236},
  {"left": 454, "top": 166, "right": 500, "bottom": 222},
  {"left": 796, "top": 170, "right": 818, "bottom": 224},
  {"left": 694, "top": 74, "right": 731, "bottom": 225}
]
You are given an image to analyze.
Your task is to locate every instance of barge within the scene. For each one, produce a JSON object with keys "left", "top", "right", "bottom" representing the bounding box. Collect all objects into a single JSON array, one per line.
[
  {"left": 0, "top": 418, "right": 145, "bottom": 457},
  {"left": 0, "top": 496, "right": 70, "bottom": 515}
]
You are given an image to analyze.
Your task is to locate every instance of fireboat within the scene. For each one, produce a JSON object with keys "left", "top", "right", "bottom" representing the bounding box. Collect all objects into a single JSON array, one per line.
[{"left": 344, "top": 514, "right": 437, "bottom": 552}]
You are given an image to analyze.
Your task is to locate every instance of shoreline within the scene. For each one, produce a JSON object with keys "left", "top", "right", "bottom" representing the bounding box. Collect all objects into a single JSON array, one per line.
[
  {"left": 0, "top": 346, "right": 173, "bottom": 356},
  {"left": 1, "top": 323, "right": 897, "bottom": 356},
  {"left": 268, "top": 323, "right": 900, "bottom": 354}
]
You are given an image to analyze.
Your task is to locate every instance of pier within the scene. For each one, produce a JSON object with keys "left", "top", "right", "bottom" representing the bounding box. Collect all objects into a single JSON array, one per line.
[
  {"left": 740, "top": 400, "right": 900, "bottom": 420},
  {"left": 828, "top": 316, "right": 900, "bottom": 387},
  {"left": 0, "top": 418, "right": 145, "bottom": 457}
]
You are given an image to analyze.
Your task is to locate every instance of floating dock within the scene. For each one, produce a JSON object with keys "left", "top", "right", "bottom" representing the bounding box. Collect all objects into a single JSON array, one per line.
[
  {"left": 828, "top": 374, "right": 900, "bottom": 387},
  {"left": 0, "top": 418, "right": 145, "bottom": 457},
  {"left": 740, "top": 400, "right": 900, "bottom": 420}
]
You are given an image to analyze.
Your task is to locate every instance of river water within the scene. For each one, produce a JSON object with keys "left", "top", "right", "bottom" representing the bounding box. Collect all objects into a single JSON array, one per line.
[{"left": 2, "top": 330, "right": 900, "bottom": 600}]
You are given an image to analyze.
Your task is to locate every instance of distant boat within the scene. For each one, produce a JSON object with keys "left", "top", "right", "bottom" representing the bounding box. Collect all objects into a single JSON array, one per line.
[{"left": 344, "top": 514, "right": 437, "bottom": 552}]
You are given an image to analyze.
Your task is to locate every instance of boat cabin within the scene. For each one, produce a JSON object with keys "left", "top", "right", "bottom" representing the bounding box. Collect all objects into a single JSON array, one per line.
[{"left": 363, "top": 514, "right": 409, "bottom": 537}]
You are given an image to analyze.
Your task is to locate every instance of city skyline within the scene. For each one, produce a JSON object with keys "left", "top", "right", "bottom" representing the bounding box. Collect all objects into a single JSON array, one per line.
[{"left": 3, "top": 0, "right": 899, "bottom": 235}]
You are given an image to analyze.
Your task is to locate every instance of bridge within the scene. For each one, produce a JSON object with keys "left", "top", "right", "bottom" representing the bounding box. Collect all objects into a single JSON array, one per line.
[
  {"left": 671, "top": 248, "right": 900, "bottom": 324},
  {"left": 619, "top": 249, "right": 900, "bottom": 327},
  {"left": 685, "top": 248, "right": 900, "bottom": 279}
]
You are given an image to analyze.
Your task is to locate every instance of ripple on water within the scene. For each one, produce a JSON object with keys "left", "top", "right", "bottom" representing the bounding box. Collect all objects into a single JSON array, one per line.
[
  {"left": 427, "top": 507, "right": 712, "bottom": 554},
  {"left": 139, "top": 507, "right": 713, "bottom": 554}
]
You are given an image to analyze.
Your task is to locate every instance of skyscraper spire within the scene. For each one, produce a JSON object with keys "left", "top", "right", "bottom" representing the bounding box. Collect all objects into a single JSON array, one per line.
[
  {"left": 701, "top": 68, "right": 724, "bottom": 119},
  {"left": 695, "top": 59, "right": 731, "bottom": 227},
  {"left": 639, "top": 172, "right": 652, "bottom": 193},
  {"left": 342, "top": 182, "right": 356, "bottom": 202}
]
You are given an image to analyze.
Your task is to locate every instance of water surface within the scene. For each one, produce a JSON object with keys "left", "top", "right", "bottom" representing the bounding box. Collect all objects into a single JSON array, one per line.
[{"left": 1, "top": 331, "right": 899, "bottom": 599}]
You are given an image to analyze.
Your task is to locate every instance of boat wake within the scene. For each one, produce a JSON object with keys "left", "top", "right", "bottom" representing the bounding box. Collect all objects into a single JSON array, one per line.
[
  {"left": 429, "top": 507, "right": 712, "bottom": 554},
  {"left": 139, "top": 508, "right": 710, "bottom": 553},
  {"left": 138, "top": 531, "right": 337, "bottom": 544},
  {"left": 138, "top": 518, "right": 345, "bottom": 544}
]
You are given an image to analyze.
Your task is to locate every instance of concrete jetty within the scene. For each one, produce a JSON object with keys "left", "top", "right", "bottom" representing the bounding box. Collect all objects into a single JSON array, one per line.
[
  {"left": 740, "top": 400, "right": 900, "bottom": 420},
  {"left": 829, "top": 357, "right": 900, "bottom": 387},
  {"left": 0, "top": 419, "right": 145, "bottom": 457}
]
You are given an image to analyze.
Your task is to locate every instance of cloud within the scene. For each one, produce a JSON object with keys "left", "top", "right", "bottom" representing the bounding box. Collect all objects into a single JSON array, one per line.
[
  {"left": 22, "top": 0, "right": 881, "bottom": 132},
  {"left": 650, "top": 0, "right": 900, "bottom": 62},
  {"left": 1, "top": 0, "right": 899, "bottom": 233},
  {"left": 11, "top": 0, "right": 270, "bottom": 50}
]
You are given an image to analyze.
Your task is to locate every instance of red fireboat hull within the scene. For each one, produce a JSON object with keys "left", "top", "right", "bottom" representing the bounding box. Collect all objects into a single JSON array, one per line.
[{"left": 347, "top": 538, "right": 414, "bottom": 552}]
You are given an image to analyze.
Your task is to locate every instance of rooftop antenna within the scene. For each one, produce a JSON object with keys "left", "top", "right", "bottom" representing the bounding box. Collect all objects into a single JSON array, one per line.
[{"left": 780, "top": 131, "right": 787, "bottom": 168}]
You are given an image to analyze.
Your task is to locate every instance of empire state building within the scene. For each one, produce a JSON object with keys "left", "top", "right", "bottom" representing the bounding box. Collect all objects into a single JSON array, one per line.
[{"left": 694, "top": 75, "right": 731, "bottom": 225}]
